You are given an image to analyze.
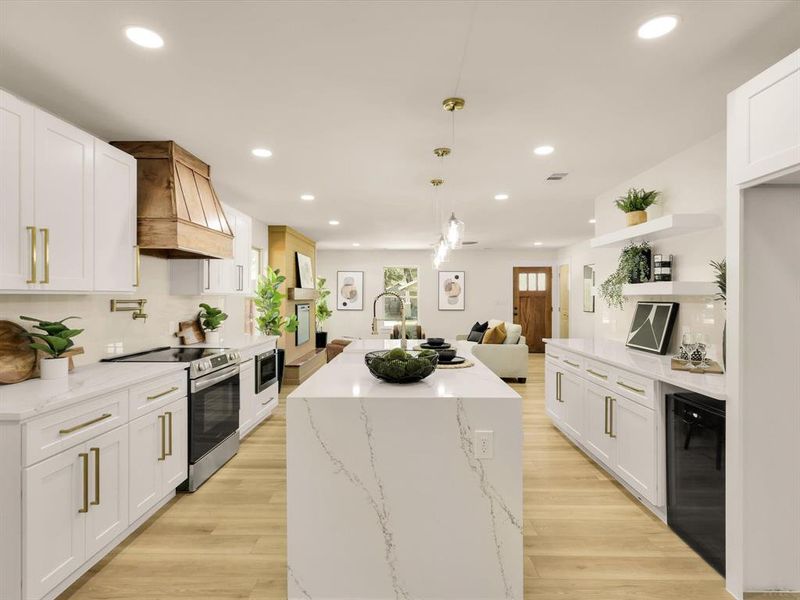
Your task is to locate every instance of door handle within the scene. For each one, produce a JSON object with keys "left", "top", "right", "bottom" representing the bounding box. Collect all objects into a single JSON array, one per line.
[
  {"left": 158, "top": 414, "right": 166, "bottom": 461},
  {"left": 165, "top": 411, "right": 173, "bottom": 456},
  {"left": 39, "top": 228, "right": 50, "bottom": 284},
  {"left": 90, "top": 447, "right": 100, "bottom": 506},
  {"left": 79, "top": 452, "right": 89, "bottom": 513},
  {"left": 26, "top": 226, "right": 37, "bottom": 283},
  {"left": 556, "top": 372, "right": 562, "bottom": 402},
  {"left": 609, "top": 397, "right": 617, "bottom": 438},
  {"left": 604, "top": 396, "right": 611, "bottom": 435}
]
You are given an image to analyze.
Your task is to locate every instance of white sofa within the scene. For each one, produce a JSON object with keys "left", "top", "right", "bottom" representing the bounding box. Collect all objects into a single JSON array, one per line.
[{"left": 457, "top": 320, "right": 529, "bottom": 382}]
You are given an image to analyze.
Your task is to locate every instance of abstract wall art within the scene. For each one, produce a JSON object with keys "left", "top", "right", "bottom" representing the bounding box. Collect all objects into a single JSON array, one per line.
[
  {"left": 438, "top": 271, "right": 465, "bottom": 311},
  {"left": 337, "top": 271, "right": 364, "bottom": 310}
]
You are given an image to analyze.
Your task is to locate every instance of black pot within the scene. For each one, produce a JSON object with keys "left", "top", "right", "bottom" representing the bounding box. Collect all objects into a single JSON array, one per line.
[
  {"left": 316, "top": 331, "right": 328, "bottom": 349},
  {"left": 628, "top": 249, "right": 652, "bottom": 284},
  {"left": 276, "top": 348, "right": 285, "bottom": 391}
]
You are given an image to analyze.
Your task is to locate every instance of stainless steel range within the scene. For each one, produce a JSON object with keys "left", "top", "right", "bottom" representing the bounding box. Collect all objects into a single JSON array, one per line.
[{"left": 103, "top": 346, "right": 241, "bottom": 491}]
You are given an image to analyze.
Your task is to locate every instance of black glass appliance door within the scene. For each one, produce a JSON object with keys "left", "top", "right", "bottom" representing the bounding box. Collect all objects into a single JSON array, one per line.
[{"left": 189, "top": 366, "right": 240, "bottom": 462}]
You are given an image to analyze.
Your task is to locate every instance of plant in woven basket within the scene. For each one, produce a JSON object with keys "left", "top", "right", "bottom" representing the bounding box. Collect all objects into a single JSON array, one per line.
[
  {"left": 199, "top": 303, "right": 228, "bottom": 331},
  {"left": 598, "top": 241, "right": 652, "bottom": 309},
  {"left": 253, "top": 267, "right": 298, "bottom": 336},
  {"left": 614, "top": 188, "right": 660, "bottom": 213},
  {"left": 19, "top": 315, "right": 83, "bottom": 358}
]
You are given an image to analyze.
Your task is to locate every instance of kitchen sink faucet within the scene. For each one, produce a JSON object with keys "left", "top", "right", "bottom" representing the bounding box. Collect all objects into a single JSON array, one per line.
[{"left": 371, "top": 291, "right": 407, "bottom": 349}]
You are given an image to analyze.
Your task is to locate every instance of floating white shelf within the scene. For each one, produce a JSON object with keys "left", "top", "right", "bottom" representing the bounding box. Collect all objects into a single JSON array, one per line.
[
  {"left": 622, "top": 281, "right": 719, "bottom": 297},
  {"left": 590, "top": 213, "right": 721, "bottom": 248}
]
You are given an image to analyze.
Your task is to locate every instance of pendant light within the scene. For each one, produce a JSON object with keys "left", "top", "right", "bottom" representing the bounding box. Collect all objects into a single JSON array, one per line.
[
  {"left": 430, "top": 178, "right": 448, "bottom": 269},
  {"left": 442, "top": 98, "right": 466, "bottom": 249}
]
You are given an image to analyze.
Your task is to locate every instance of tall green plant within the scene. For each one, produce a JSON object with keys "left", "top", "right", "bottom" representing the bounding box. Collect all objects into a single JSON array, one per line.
[
  {"left": 710, "top": 259, "right": 726, "bottom": 304},
  {"left": 598, "top": 241, "right": 651, "bottom": 309},
  {"left": 614, "top": 188, "right": 660, "bottom": 213},
  {"left": 315, "top": 277, "right": 333, "bottom": 331},
  {"left": 253, "top": 267, "right": 298, "bottom": 336},
  {"left": 19, "top": 315, "right": 83, "bottom": 358},
  {"left": 199, "top": 303, "right": 228, "bottom": 331}
]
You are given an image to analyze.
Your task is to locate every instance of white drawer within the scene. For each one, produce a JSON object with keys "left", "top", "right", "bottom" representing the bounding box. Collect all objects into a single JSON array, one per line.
[
  {"left": 584, "top": 358, "right": 614, "bottom": 385},
  {"left": 23, "top": 391, "right": 129, "bottom": 466},
  {"left": 613, "top": 369, "right": 656, "bottom": 409},
  {"left": 254, "top": 382, "right": 279, "bottom": 422},
  {"left": 129, "top": 372, "right": 188, "bottom": 420}
]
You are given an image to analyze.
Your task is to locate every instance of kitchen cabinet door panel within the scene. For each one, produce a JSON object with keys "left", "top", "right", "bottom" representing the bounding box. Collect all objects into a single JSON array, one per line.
[
  {"left": 34, "top": 109, "right": 94, "bottom": 291},
  {"left": 239, "top": 363, "right": 255, "bottom": 437},
  {"left": 544, "top": 362, "right": 564, "bottom": 423},
  {"left": 162, "top": 397, "right": 188, "bottom": 492},
  {"left": 85, "top": 426, "right": 129, "bottom": 556},
  {"left": 584, "top": 382, "right": 615, "bottom": 468},
  {"left": 612, "top": 395, "right": 658, "bottom": 505},
  {"left": 128, "top": 412, "right": 162, "bottom": 522},
  {"left": 0, "top": 90, "right": 36, "bottom": 291},
  {"left": 560, "top": 371, "right": 584, "bottom": 441}
]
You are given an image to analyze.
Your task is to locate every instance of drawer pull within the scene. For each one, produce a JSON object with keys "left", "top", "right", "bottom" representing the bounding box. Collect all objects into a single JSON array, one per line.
[
  {"left": 59, "top": 413, "right": 112, "bottom": 435},
  {"left": 147, "top": 386, "right": 179, "bottom": 401},
  {"left": 79, "top": 452, "right": 89, "bottom": 513},
  {"left": 564, "top": 359, "right": 580, "bottom": 368},
  {"left": 90, "top": 447, "right": 100, "bottom": 506},
  {"left": 261, "top": 399, "right": 272, "bottom": 406},
  {"left": 617, "top": 380, "right": 646, "bottom": 394},
  {"left": 587, "top": 369, "right": 608, "bottom": 380},
  {"left": 548, "top": 353, "right": 561, "bottom": 359}
]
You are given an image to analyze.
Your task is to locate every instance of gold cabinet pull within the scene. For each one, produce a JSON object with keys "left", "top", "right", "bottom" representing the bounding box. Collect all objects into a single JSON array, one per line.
[
  {"left": 609, "top": 398, "right": 617, "bottom": 438},
  {"left": 39, "top": 228, "right": 49, "bottom": 284},
  {"left": 617, "top": 380, "right": 646, "bottom": 395},
  {"left": 604, "top": 396, "right": 611, "bottom": 435},
  {"left": 158, "top": 414, "right": 166, "bottom": 461},
  {"left": 90, "top": 447, "right": 100, "bottom": 506},
  {"left": 133, "top": 245, "right": 141, "bottom": 287},
  {"left": 548, "top": 353, "right": 561, "bottom": 360},
  {"left": 165, "top": 411, "right": 173, "bottom": 456},
  {"left": 59, "top": 413, "right": 112, "bottom": 435},
  {"left": 26, "top": 226, "right": 37, "bottom": 283},
  {"left": 79, "top": 452, "right": 89, "bottom": 513},
  {"left": 564, "top": 359, "right": 580, "bottom": 368},
  {"left": 587, "top": 369, "right": 608, "bottom": 380},
  {"left": 147, "top": 386, "right": 178, "bottom": 401},
  {"left": 556, "top": 372, "right": 563, "bottom": 402}
]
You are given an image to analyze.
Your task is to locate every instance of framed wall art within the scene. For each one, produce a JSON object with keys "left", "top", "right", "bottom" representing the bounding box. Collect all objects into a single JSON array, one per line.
[
  {"left": 625, "top": 301, "right": 679, "bottom": 355},
  {"left": 337, "top": 271, "right": 364, "bottom": 310},
  {"left": 438, "top": 271, "right": 465, "bottom": 311}
]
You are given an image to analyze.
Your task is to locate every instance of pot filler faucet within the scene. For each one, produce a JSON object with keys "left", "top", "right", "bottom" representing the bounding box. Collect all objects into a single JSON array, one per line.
[{"left": 372, "top": 291, "right": 407, "bottom": 349}]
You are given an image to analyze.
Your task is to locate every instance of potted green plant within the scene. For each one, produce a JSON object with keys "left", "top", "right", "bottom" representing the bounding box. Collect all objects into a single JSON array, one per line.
[
  {"left": 710, "top": 259, "right": 726, "bottom": 368},
  {"left": 315, "top": 277, "right": 333, "bottom": 349},
  {"left": 199, "top": 303, "right": 228, "bottom": 346},
  {"left": 254, "top": 267, "right": 299, "bottom": 387},
  {"left": 20, "top": 315, "right": 83, "bottom": 380},
  {"left": 598, "top": 241, "right": 652, "bottom": 309},
  {"left": 615, "top": 188, "right": 660, "bottom": 227}
]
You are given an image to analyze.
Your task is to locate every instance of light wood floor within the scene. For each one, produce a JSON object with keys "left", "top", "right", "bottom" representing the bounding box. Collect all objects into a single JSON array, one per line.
[{"left": 61, "top": 354, "right": 742, "bottom": 599}]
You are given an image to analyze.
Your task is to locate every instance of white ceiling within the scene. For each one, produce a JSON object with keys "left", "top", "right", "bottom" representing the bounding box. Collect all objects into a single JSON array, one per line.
[{"left": 1, "top": 1, "right": 798, "bottom": 250}]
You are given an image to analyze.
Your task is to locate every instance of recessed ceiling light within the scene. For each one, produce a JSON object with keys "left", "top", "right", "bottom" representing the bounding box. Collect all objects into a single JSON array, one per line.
[
  {"left": 589, "top": 218, "right": 597, "bottom": 224},
  {"left": 637, "top": 15, "right": 679, "bottom": 39},
  {"left": 352, "top": 242, "right": 360, "bottom": 247},
  {"left": 533, "top": 241, "right": 543, "bottom": 246},
  {"left": 494, "top": 193, "right": 509, "bottom": 201},
  {"left": 328, "top": 220, "right": 340, "bottom": 226},
  {"left": 533, "top": 145, "right": 554, "bottom": 156},
  {"left": 300, "top": 194, "right": 314, "bottom": 201},
  {"left": 125, "top": 26, "right": 164, "bottom": 49},
  {"left": 251, "top": 148, "right": 272, "bottom": 158}
]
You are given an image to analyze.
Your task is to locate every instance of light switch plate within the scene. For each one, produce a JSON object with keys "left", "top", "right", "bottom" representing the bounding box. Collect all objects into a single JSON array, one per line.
[{"left": 475, "top": 430, "right": 494, "bottom": 459}]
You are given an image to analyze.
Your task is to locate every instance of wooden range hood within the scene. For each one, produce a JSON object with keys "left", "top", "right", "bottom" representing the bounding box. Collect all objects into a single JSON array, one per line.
[{"left": 111, "top": 141, "right": 234, "bottom": 259}]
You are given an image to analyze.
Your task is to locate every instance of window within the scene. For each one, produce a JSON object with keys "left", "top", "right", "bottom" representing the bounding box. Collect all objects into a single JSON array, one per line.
[
  {"left": 383, "top": 266, "right": 419, "bottom": 320},
  {"left": 518, "top": 271, "right": 547, "bottom": 291}
]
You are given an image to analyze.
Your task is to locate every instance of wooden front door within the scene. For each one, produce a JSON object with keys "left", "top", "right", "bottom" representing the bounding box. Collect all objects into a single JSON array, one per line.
[
  {"left": 559, "top": 264, "right": 570, "bottom": 338},
  {"left": 513, "top": 267, "right": 552, "bottom": 353}
]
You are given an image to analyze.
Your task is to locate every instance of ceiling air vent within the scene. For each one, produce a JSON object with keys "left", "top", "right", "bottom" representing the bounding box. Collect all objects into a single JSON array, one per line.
[{"left": 546, "top": 172, "right": 568, "bottom": 181}]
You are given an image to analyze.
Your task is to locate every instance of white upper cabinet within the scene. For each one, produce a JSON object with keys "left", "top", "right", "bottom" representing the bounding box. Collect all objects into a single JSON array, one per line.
[
  {"left": 93, "top": 140, "right": 137, "bottom": 292},
  {"left": 729, "top": 49, "right": 800, "bottom": 186},
  {"left": 0, "top": 90, "right": 36, "bottom": 290},
  {"left": 34, "top": 109, "right": 95, "bottom": 291}
]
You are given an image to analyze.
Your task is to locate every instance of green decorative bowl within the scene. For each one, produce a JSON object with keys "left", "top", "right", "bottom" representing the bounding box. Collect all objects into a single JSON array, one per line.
[{"left": 364, "top": 349, "right": 438, "bottom": 384}]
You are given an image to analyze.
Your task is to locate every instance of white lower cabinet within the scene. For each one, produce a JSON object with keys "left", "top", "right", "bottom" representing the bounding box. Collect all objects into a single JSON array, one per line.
[
  {"left": 129, "top": 396, "right": 188, "bottom": 523},
  {"left": 545, "top": 351, "right": 660, "bottom": 508},
  {"left": 239, "top": 362, "right": 255, "bottom": 437},
  {"left": 23, "top": 425, "right": 128, "bottom": 600},
  {"left": 254, "top": 382, "right": 279, "bottom": 423}
]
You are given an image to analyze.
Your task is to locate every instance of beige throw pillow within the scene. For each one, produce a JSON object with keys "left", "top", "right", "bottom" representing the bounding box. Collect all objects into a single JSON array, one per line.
[{"left": 483, "top": 321, "right": 507, "bottom": 344}]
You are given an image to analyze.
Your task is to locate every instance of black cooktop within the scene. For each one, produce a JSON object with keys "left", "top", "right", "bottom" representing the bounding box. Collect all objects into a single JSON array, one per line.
[{"left": 102, "top": 346, "right": 229, "bottom": 363}]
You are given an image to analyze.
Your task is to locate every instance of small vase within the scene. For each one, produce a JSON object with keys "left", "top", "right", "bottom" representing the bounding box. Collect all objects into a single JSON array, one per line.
[
  {"left": 205, "top": 330, "right": 221, "bottom": 346},
  {"left": 626, "top": 211, "right": 647, "bottom": 227},
  {"left": 40, "top": 357, "right": 69, "bottom": 380}
]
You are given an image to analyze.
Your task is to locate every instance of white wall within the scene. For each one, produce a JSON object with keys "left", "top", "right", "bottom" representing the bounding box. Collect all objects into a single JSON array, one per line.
[
  {"left": 0, "top": 218, "right": 269, "bottom": 365},
  {"left": 558, "top": 131, "right": 727, "bottom": 357},
  {"left": 316, "top": 248, "right": 558, "bottom": 341}
]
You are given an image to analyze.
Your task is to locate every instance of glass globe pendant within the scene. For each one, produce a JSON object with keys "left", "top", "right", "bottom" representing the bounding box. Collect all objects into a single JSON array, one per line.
[{"left": 446, "top": 212, "right": 464, "bottom": 249}]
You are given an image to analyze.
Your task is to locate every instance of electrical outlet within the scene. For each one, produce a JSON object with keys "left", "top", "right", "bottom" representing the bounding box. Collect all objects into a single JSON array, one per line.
[{"left": 474, "top": 430, "right": 494, "bottom": 459}]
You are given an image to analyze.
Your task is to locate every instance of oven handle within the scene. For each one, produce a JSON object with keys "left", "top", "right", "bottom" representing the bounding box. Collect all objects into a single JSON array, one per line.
[{"left": 191, "top": 364, "right": 240, "bottom": 392}]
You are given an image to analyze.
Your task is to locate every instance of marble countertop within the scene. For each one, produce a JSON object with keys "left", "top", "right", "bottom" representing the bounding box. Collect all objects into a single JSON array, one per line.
[
  {"left": 290, "top": 341, "right": 519, "bottom": 400},
  {"left": 0, "top": 361, "right": 189, "bottom": 422},
  {"left": 544, "top": 338, "right": 726, "bottom": 400}
]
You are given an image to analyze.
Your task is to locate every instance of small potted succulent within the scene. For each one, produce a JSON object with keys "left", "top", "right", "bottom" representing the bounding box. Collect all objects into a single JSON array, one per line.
[
  {"left": 615, "top": 188, "right": 660, "bottom": 227},
  {"left": 20, "top": 315, "right": 83, "bottom": 380},
  {"left": 598, "top": 241, "right": 652, "bottom": 309},
  {"left": 315, "top": 276, "right": 333, "bottom": 349},
  {"left": 199, "top": 303, "right": 228, "bottom": 346}
]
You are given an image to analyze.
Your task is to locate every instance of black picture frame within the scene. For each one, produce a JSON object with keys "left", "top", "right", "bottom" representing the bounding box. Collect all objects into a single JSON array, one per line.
[
  {"left": 295, "top": 252, "right": 314, "bottom": 289},
  {"left": 625, "top": 301, "right": 679, "bottom": 355}
]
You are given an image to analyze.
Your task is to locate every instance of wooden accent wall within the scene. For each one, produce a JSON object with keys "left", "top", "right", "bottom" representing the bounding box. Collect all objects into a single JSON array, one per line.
[{"left": 268, "top": 226, "right": 317, "bottom": 364}]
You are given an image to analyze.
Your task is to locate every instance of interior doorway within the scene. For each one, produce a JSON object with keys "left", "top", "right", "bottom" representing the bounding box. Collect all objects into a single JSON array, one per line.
[
  {"left": 513, "top": 266, "right": 553, "bottom": 353},
  {"left": 558, "top": 264, "right": 570, "bottom": 338}
]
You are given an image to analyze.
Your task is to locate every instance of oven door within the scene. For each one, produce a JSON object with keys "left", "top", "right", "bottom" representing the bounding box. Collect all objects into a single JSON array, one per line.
[
  {"left": 189, "top": 364, "right": 240, "bottom": 463},
  {"left": 255, "top": 350, "right": 278, "bottom": 394}
]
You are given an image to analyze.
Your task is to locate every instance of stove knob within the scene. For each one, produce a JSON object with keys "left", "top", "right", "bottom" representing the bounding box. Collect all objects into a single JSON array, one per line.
[{"left": 197, "top": 363, "right": 205, "bottom": 371}]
